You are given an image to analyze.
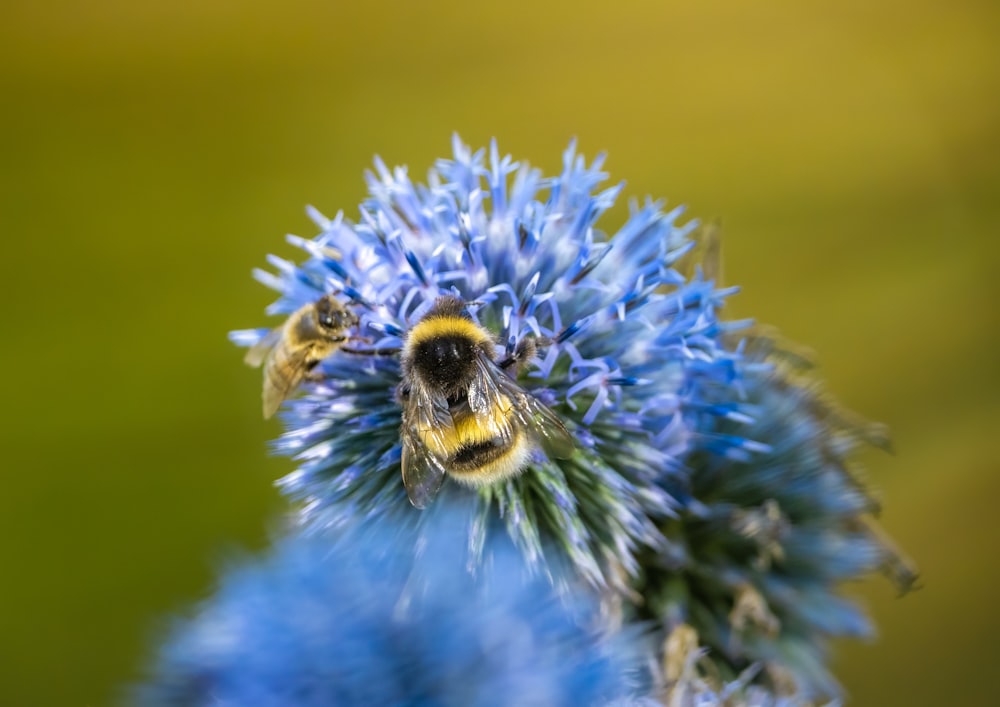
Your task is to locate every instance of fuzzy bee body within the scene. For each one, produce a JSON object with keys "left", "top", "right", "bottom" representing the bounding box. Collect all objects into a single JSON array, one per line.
[
  {"left": 245, "top": 295, "right": 359, "bottom": 419},
  {"left": 399, "top": 295, "right": 574, "bottom": 508}
]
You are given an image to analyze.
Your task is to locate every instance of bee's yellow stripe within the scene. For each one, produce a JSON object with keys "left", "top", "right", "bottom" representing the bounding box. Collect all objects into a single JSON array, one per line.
[
  {"left": 420, "top": 402, "right": 513, "bottom": 456},
  {"left": 406, "top": 315, "right": 492, "bottom": 349}
]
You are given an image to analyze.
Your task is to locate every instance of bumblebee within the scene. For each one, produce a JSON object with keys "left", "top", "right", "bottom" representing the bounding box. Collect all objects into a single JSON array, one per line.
[
  {"left": 244, "top": 294, "right": 359, "bottom": 419},
  {"left": 398, "top": 295, "right": 575, "bottom": 508}
]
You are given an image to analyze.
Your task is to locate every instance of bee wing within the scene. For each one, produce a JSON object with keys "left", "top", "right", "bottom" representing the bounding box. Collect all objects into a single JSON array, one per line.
[
  {"left": 468, "top": 355, "right": 518, "bottom": 444},
  {"left": 400, "top": 386, "right": 452, "bottom": 509},
  {"left": 510, "top": 385, "right": 576, "bottom": 460},
  {"left": 243, "top": 328, "right": 283, "bottom": 368},
  {"left": 479, "top": 355, "right": 575, "bottom": 460}
]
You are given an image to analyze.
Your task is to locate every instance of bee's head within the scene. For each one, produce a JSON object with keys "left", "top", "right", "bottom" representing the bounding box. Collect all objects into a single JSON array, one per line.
[
  {"left": 412, "top": 333, "right": 478, "bottom": 396},
  {"left": 405, "top": 296, "right": 494, "bottom": 398},
  {"left": 314, "top": 295, "right": 359, "bottom": 333}
]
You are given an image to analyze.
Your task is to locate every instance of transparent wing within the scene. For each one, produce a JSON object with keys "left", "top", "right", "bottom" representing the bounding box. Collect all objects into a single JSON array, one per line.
[
  {"left": 260, "top": 346, "right": 312, "bottom": 420},
  {"left": 400, "top": 385, "right": 453, "bottom": 509},
  {"left": 243, "top": 328, "right": 282, "bottom": 368},
  {"left": 468, "top": 355, "right": 518, "bottom": 445},
  {"left": 483, "top": 356, "right": 575, "bottom": 460}
]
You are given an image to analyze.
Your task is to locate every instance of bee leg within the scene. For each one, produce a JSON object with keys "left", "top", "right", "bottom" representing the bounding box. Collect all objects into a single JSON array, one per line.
[
  {"left": 301, "top": 359, "right": 326, "bottom": 383},
  {"left": 339, "top": 333, "right": 401, "bottom": 357},
  {"left": 341, "top": 346, "right": 402, "bottom": 356}
]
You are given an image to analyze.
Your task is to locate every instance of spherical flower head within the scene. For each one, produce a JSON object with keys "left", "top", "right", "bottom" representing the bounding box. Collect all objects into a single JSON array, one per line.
[
  {"left": 641, "top": 336, "right": 918, "bottom": 702},
  {"left": 133, "top": 509, "right": 646, "bottom": 706},
  {"left": 231, "top": 136, "right": 742, "bottom": 591}
]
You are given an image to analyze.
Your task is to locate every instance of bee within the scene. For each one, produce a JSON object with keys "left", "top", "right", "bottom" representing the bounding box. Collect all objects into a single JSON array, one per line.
[
  {"left": 244, "top": 294, "right": 360, "bottom": 419},
  {"left": 398, "top": 295, "right": 575, "bottom": 508}
]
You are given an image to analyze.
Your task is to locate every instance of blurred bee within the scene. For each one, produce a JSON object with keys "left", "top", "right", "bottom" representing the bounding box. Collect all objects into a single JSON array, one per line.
[
  {"left": 398, "top": 295, "right": 575, "bottom": 508},
  {"left": 244, "top": 294, "right": 360, "bottom": 419}
]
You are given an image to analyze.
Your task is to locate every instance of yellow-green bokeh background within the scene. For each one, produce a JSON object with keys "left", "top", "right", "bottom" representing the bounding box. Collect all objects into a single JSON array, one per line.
[{"left": 1, "top": 1, "right": 996, "bottom": 704}]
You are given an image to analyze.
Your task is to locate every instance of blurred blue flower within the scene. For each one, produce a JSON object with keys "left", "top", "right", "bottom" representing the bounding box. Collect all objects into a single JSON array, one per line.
[
  {"left": 134, "top": 509, "right": 645, "bottom": 707},
  {"left": 643, "top": 334, "right": 917, "bottom": 701},
  {"left": 231, "top": 138, "right": 915, "bottom": 701}
]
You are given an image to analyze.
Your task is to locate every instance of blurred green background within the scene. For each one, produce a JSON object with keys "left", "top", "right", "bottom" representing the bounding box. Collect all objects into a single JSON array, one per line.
[{"left": 1, "top": 0, "right": 996, "bottom": 704}]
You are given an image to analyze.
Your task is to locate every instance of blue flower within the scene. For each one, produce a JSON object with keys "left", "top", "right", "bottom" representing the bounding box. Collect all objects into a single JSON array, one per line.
[
  {"left": 645, "top": 335, "right": 918, "bottom": 701},
  {"left": 231, "top": 137, "right": 740, "bottom": 589},
  {"left": 231, "top": 137, "right": 915, "bottom": 701},
  {"left": 134, "top": 509, "right": 646, "bottom": 706}
]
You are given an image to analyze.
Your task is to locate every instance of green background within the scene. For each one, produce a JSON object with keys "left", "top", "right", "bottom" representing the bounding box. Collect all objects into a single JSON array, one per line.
[{"left": 1, "top": 1, "right": 996, "bottom": 704}]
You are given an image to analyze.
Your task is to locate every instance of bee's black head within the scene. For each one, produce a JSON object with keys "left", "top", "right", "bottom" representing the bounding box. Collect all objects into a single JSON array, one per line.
[
  {"left": 406, "top": 295, "right": 494, "bottom": 396},
  {"left": 413, "top": 334, "right": 477, "bottom": 394}
]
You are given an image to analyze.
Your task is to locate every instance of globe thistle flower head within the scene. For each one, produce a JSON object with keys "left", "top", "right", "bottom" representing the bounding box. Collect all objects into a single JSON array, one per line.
[
  {"left": 231, "top": 137, "right": 747, "bottom": 592},
  {"left": 134, "top": 509, "right": 647, "bottom": 706},
  {"left": 640, "top": 333, "right": 918, "bottom": 701}
]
